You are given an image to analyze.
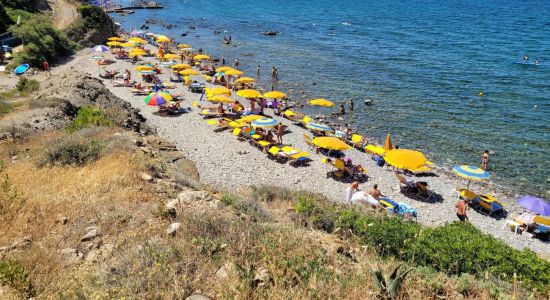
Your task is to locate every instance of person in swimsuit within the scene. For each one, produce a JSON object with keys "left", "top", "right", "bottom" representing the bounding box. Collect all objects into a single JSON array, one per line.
[
  {"left": 480, "top": 150, "right": 490, "bottom": 170},
  {"left": 456, "top": 198, "right": 468, "bottom": 222}
]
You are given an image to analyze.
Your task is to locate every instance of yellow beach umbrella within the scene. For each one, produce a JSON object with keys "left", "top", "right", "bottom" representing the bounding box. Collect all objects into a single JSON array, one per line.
[
  {"left": 193, "top": 54, "right": 211, "bottom": 61},
  {"left": 312, "top": 137, "right": 351, "bottom": 151},
  {"left": 171, "top": 63, "right": 192, "bottom": 70},
  {"left": 225, "top": 69, "right": 244, "bottom": 76},
  {"left": 236, "top": 89, "right": 262, "bottom": 98},
  {"left": 365, "top": 144, "right": 385, "bottom": 156},
  {"left": 179, "top": 69, "right": 199, "bottom": 76},
  {"left": 384, "top": 149, "right": 428, "bottom": 171},
  {"left": 209, "top": 87, "right": 232, "bottom": 96},
  {"left": 208, "top": 95, "right": 234, "bottom": 103},
  {"left": 120, "top": 42, "right": 135, "bottom": 47},
  {"left": 235, "top": 77, "right": 256, "bottom": 84},
  {"left": 309, "top": 98, "right": 335, "bottom": 107},
  {"left": 129, "top": 37, "right": 146, "bottom": 44},
  {"left": 177, "top": 44, "right": 192, "bottom": 49},
  {"left": 135, "top": 65, "right": 155, "bottom": 71},
  {"left": 216, "top": 66, "right": 234, "bottom": 73},
  {"left": 263, "top": 91, "right": 287, "bottom": 99},
  {"left": 384, "top": 133, "right": 393, "bottom": 152},
  {"left": 106, "top": 41, "right": 122, "bottom": 47},
  {"left": 163, "top": 53, "right": 179, "bottom": 60},
  {"left": 156, "top": 35, "right": 171, "bottom": 43},
  {"left": 237, "top": 115, "right": 264, "bottom": 123},
  {"left": 129, "top": 52, "right": 145, "bottom": 58},
  {"left": 108, "top": 37, "right": 123, "bottom": 41}
]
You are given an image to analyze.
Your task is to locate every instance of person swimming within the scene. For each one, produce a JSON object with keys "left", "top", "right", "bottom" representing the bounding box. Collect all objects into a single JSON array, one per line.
[{"left": 523, "top": 55, "right": 529, "bottom": 61}]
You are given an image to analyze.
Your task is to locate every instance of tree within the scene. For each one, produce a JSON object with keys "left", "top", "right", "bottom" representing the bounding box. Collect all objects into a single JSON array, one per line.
[{"left": 9, "top": 14, "right": 75, "bottom": 66}]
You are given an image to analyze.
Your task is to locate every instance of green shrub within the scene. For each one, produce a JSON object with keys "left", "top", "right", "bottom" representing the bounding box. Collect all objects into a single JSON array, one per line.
[
  {"left": 0, "top": 100, "right": 12, "bottom": 116},
  {"left": 234, "top": 198, "right": 271, "bottom": 222},
  {"left": 66, "top": 106, "right": 113, "bottom": 133},
  {"left": 291, "top": 195, "right": 550, "bottom": 291},
  {"left": 15, "top": 77, "right": 39, "bottom": 93},
  {"left": 294, "top": 194, "right": 316, "bottom": 217},
  {"left": 0, "top": 2, "right": 12, "bottom": 32},
  {"left": 9, "top": 13, "right": 75, "bottom": 66},
  {"left": 0, "top": 260, "right": 34, "bottom": 297},
  {"left": 41, "top": 140, "right": 103, "bottom": 167},
  {"left": 221, "top": 193, "right": 239, "bottom": 206}
]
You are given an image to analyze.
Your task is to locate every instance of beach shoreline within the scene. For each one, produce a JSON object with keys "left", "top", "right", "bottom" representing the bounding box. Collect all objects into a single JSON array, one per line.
[{"left": 44, "top": 40, "right": 548, "bottom": 256}]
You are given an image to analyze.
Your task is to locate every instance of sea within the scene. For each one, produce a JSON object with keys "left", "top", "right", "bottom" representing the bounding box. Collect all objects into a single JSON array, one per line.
[{"left": 110, "top": 0, "right": 550, "bottom": 197}]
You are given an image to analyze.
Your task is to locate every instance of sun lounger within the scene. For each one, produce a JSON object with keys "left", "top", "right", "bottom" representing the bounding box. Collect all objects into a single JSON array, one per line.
[
  {"left": 416, "top": 182, "right": 434, "bottom": 201},
  {"left": 200, "top": 109, "right": 222, "bottom": 118},
  {"left": 379, "top": 198, "right": 417, "bottom": 220},
  {"left": 474, "top": 194, "right": 505, "bottom": 216},
  {"left": 283, "top": 109, "right": 304, "bottom": 123},
  {"left": 280, "top": 146, "right": 310, "bottom": 166},
  {"left": 396, "top": 173, "right": 416, "bottom": 193},
  {"left": 533, "top": 216, "right": 550, "bottom": 227},
  {"left": 267, "top": 146, "right": 287, "bottom": 163},
  {"left": 513, "top": 213, "right": 535, "bottom": 229},
  {"left": 349, "top": 134, "right": 365, "bottom": 149},
  {"left": 129, "top": 88, "right": 151, "bottom": 95}
]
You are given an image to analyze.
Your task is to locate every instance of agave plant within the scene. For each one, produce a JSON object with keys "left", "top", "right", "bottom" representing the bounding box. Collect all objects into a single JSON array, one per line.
[{"left": 371, "top": 263, "right": 413, "bottom": 299}]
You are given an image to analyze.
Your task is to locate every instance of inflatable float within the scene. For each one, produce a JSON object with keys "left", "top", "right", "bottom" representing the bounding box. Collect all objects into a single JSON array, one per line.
[{"left": 14, "top": 63, "right": 30, "bottom": 75}]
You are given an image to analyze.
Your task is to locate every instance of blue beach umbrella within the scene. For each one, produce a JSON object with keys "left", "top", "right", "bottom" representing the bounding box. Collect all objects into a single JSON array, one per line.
[
  {"left": 453, "top": 165, "right": 490, "bottom": 189},
  {"left": 251, "top": 118, "right": 279, "bottom": 128},
  {"left": 92, "top": 45, "right": 109, "bottom": 52},
  {"left": 306, "top": 122, "right": 333, "bottom": 132}
]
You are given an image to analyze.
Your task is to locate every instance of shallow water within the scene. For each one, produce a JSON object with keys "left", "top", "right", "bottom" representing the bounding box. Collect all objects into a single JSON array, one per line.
[{"left": 112, "top": 0, "right": 550, "bottom": 196}]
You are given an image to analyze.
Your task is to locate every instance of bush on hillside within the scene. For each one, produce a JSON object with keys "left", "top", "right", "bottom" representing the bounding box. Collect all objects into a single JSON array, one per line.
[
  {"left": 2, "top": 0, "right": 40, "bottom": 11},
  {"left": 42, "top": 140, "right": 103, "bottom": 167},
  {"left": 9, "top": 14, "right": 75, "bottom": 66},
  {"left": 293, "top": 195, "right": 550, "bottom": 291},
  {"left": 15, "top": 77, "right": 39, "bottom": 93},
  {"left": 66, "top": 106, "right": 113, "bottom": 133}
]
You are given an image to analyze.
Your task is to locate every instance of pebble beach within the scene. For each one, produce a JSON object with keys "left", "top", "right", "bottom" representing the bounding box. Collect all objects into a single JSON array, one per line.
[{"left": 52, "top": 38, "right": 549, "bottom": 256}]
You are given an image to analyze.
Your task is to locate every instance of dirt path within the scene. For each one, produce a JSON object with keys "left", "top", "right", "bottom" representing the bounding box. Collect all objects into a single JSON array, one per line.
[{"left": 49, "top": 0, "right": 77, "bottom": 30}]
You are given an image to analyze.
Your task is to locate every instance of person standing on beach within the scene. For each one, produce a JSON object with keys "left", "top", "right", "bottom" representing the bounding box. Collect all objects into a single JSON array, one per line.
[
  {"left": 234, "top": 58, "right": 240, "bottom": 69},
  {"left": 180, "top": 52, "right": 185, "bottom": 63},
  {"left": 276, "top": 124, "right": 284, "bottom": 144},
  {"left": 345, "top": 182, "right": 359, "bottom": 203},
  {"left": 480, "top": 150, "right": 490, "bottom": 170},
  {"left": 349, "top": 99, "right": 354, "bottom": 112},
  {"left": 456, "top": 198, "right": 468, "bottom": 222},
  {"left": 42, "top": 60, "right": 51, "bottom": 76},
  {"left": 221, "top": 56, "right": 226, "bottom": 65}
]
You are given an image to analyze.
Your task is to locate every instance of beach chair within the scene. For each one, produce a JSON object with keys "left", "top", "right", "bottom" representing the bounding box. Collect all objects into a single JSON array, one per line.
[
  {"left": 232, "top": 128, "right": 246, "bottom": 141},
  {"left": 512, "top": 213, "right": 535, "bottom": 230},
  {"left": 474, "top": 194, "right": 505, "bottom": 217},
  {"left": 458, "top": 189, "right": 476, "bottom": 202},
  {"left": 416, "top": 182, "right": 434, "bottom": 201},
  {"left": 298, "top": 116, "right": 311, "bottom": 127},
  {"left": 280, "top": 146, "right": 311, "bottom": 166},
  {"left": 283, "top": 109, "right": 304, "bottom": 123},
  {"left": 267, "top": 146, "right": 286, "bottom": 163},
  {"left": 349, "top": 134, "right": 365, "bottom": 149},
  {"left": 533, "top": 216, "right": 550, "bottom": 227},
  {"left": 303, "top": 133, "right": 315, "bottom": 150},
  {"left": 396, "top": 173, "right": 415, "bottom": 193}
]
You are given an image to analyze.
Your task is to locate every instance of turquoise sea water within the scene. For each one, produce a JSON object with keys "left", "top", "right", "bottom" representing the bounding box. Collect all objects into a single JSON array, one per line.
[{"left": 112, "top": 0, "right": 550, "bottom": 196}]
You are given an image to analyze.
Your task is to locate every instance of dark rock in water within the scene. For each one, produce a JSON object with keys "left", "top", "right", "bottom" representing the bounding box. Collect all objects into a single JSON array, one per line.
[
  {"left": 166, "top": 24, "right": 174, "bottom": 29},
  {"left": 263, "top": 31, "right": 280, "bottom": 36},
  {"left": 189, "top": 26, "right": 196, "bottom": 30},
  {"left": 195, "top": 35, "right": 200, "bottom": 38},
  {"left": 140, "top": 24, "right": 147, "bottom": 29},
  {"left": 180, "top": 32, "right": 189, "bottom": 36},
  {"left": 213, "top": 30, "right": 221, "bottom": 34}
]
